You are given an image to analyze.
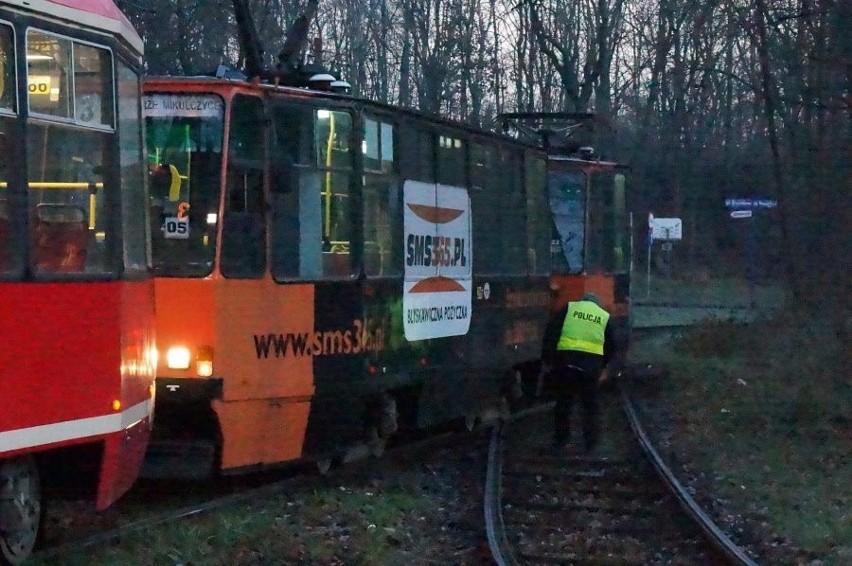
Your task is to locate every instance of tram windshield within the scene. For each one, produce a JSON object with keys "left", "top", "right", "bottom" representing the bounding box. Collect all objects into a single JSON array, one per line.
[
  {"left": 548, "top": 169, "right": 586, "bottom": 274},
  {"left": 144, "top": 93, "right": 224, "bottom": 276},
  {"left": 548, "top": 165, "right": 629, "bottom": 275}
]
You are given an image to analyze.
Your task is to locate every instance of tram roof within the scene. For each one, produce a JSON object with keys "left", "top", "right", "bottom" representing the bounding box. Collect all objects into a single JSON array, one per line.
[
  {"left": 145, "top": 74, "right": 544, "bottom": 151},
  {"left": 4, "top": 0, "right": 144, "bottom": 57}
]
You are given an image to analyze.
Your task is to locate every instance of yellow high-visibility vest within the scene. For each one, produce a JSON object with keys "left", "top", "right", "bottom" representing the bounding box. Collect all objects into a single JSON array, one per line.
[{"left": 556, "top": 300, "right": 610, "bottom": 355}]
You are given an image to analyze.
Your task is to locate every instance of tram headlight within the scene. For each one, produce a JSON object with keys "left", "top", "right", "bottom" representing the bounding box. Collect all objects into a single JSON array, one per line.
[
  {"left": 165, "top": 346, "right": 191, "bottom": 370},
  {"left": 196, "top": 346, "right": 214, "bottom": 377}
]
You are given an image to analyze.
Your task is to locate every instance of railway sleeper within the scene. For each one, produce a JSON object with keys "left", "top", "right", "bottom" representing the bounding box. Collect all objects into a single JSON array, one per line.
[{"left": 514, "top": 529, "right": 701, "bottom": 565}]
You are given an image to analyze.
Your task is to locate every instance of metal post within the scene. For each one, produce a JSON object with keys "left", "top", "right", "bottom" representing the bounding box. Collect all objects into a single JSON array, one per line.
[
  {"left": 746, "top": 218, "right": 757, "bottom": 308},
  {"left": 646, "top": 233, "right": 652, "bottom": 299}
]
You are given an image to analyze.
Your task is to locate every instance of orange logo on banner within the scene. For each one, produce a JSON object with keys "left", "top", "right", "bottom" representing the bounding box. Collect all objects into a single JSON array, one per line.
[{"left": 177, "top": 202, "right": 190, "bottom": 220}]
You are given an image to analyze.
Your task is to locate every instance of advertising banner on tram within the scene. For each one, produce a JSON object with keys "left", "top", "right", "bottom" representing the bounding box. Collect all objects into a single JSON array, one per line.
[{"left": 402, "top": 180, "right": 472, "bottom": 341}]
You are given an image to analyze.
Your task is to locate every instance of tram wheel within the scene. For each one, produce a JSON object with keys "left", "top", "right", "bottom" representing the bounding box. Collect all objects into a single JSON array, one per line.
[
  {"left": 367, "top": 426, "right": 387, "bottom": 458},
  {"left": 463, "top": 414, "right": 477, "bottom": 431},
  {"left": 367, "top": 394, "right": 398, "bottom": 458},
  {"left": 314, "top": 458, "right": 333, "bottom": 476},
  {"left": 0, "top": 456, "right": 41, "bottom": 566}
]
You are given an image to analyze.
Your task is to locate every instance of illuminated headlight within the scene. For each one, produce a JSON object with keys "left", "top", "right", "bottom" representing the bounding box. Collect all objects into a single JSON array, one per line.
[
  {"left": 165, "top": 346, "right": 191, "bottom": 370},
  {"left": 196, "top": 346, "right": 214, "bottom": 377}
]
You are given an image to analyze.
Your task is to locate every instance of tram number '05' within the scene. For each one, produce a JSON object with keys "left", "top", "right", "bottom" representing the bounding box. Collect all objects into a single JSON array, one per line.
[{"left": 161, "top": 217, "right": 189, "bottom": 239}]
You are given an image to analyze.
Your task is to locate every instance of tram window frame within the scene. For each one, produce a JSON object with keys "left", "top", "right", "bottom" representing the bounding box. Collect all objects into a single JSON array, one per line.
[
  {"left": 116, "top": 59, "right": 148, "bottom": 275},
  {"left": 524, "top": 153, "right": 550, "bottom": 276},
  {"left": 23, "top": 32, "right": 118, "bottom": 277},
  {"left": 499, "top": 147, "right": 526, "bottom": 275},
  {"left": 363, "top": 115, "right": 401, "bottom": 277},
  {"left": 469, "top": 141, "right": 501, "bottom": 275},
  {"left": 611, "top": 172, "right": 628, "bottom": 274},
  {"left": 586, "top": 169, "right": 628, "bottom": 275},
  {"left": 399, "top": 121, "right": 435, "bottom": 183},
  {"left": 0, "top": 22, "right": 16, "bottom": 113},
  {"left": 220, "top": 94, "right": 266, "bottom": 279},
  {"left": 26, "top": 30, "right": 115, "bottom": 129},
  {"left": 269, "top": 101, "right": 355, "bottom": 281},
  {"left": 315, "top": 107, "right": 354, "bottom": 279},
  {"left": 0, "top": 23, "right": 18, "bottom": 275},
  {"left": 26, "top": 122, "right": 114, "bottom": 276},
  {"left": 436, "top": 131, "right": 466, "bottom": 186},
  {"left": 145, "top": 92, "right": 224, "bottom": 278}
]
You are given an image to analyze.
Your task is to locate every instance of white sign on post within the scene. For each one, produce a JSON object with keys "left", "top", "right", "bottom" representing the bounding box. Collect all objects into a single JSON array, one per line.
[{"left": 649, "top": 217, "right": 682, "bottom": 240}]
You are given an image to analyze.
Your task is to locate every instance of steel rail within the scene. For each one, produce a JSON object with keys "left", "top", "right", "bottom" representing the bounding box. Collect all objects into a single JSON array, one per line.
[
  {"left": 619, "top": 385, "right": 759, "bottom": 566},
  {"left": 483, "top": 421, "right": 519, "bottom": 566}
]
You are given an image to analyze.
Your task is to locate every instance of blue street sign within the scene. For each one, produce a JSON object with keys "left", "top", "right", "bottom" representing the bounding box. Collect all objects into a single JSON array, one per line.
[{"left": 725, "top": 197, "right": 778, "bottom": 209}]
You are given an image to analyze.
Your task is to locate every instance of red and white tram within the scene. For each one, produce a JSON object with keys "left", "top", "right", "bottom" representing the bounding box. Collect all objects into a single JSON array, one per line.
[{"left": 0, "top": 1, "right": 153, "bottom": 563}]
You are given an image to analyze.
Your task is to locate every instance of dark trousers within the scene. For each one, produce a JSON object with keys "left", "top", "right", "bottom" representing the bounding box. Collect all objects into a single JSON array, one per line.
[{"left": 552, "top": 365, "right": 600, "bottom": 451}]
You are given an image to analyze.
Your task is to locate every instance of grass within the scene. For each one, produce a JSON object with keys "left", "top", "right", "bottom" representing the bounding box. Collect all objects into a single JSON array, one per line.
[
  {"left": 634, "top": 273, "right": 785, "bottom": 308},
  {"left": 34, "top": 484, "right": 436, "bottom": 565},
  {"left": 629, "top": 293, "right": 851, "bottom": 563}
]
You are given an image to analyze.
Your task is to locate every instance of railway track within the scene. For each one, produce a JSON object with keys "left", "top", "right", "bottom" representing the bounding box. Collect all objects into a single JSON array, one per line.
[
  {"left": 485, "top": 383, "right": 759, "bottom": 565},
  {"left": 31, "top": 430, "right": 463, "bottom": 562},
  {"left": 33, "top": 470, "right": 317, "bottom": 561}
]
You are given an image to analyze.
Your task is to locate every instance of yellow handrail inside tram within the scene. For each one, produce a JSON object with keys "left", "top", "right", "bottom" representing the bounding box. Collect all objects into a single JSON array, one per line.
[{"left": 0, "top": 181, "right": 104, "bottom": 229}]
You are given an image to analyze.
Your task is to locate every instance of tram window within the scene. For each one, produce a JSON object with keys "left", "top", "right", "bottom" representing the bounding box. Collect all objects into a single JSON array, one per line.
[
  {"left": 221, "top": 95, "right": 266, "bottom": 279},
  {"left": 364, "top": 118, "right": 380, "bottom": 171},
  {"left": 315, "top": 108, "right": 353, "bottom": 278},
  {"left": 26, "top": 124, "right": 111, "bottom": 274},
  {"left": 612, "top": 173, "right": 628, "bottom": 273},
  {"left": 0, "top": 24, "right": 15, "bottom": 111},
  {"left": 316, "top": 109, "right": 352, "bottom": 169},
  {"left": 145, "top": 93, "right": 223, "bottom": 277},
  {"left": 27, "top": 31, "right": 113, "bottom": 128},
  {"left": 0, "top": 23, "right": 13, "bottom": 271},
  {"left": 587, "top": 171, "right": 628, "bottom": 274},
  {"left": 0, "top": 117, "right": 15, "bottom": 272},
  {"left": 437, "top": 133, "right": 466, "bottom": 186},
  {"left": 26, "top": 31, "right": 73, "bottom": 119},
  {"left": 364, "top": 118, "right": 397, "bottom": 174},
  {"left": 500, "top": 148, "right": 526, "bottom": 274},
  {"left": 117, "top": 61, "right": 147, "bottom": 273},
  {"left": 549, "top": 169, "right": 586, "bottom": 274},
  {"left": 270, "top": 104, "right": 354, "bottom": 280},
  {"left": 363, "top": 117, "right": 400, "bottom": 277},
  {"left": 271, "top": 102, "right": 313, "bottom": 166},
  {"left": 470, "top": 142, "right": 500, "bottom": 274},
  {"left": 380, "top": 122, "right": 394, "bottom": 172},
  {"left": 399, "top": 123, "right": 434, "bottom": 183},
  {"left": 525, "top": 154, "right": 550, "bottom": 275},
  {"left": 73, "top": 43, "right": 113, "bottom": 128}
]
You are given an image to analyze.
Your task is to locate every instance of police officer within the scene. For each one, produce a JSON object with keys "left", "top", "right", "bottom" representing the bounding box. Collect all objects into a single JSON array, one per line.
[{"left": 541, "top": 292, "right": 614, "bottom": 454}]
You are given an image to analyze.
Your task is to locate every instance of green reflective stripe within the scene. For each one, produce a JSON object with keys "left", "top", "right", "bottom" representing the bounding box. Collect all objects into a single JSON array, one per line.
[{"left": 557, "top": 337, "right": 603, "bottom": 355}]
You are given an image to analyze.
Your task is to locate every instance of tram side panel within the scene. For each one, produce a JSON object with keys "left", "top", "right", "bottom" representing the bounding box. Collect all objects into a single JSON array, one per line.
[
  {"left": 0, "top": 282, "right": 154, "bottom": 509},
  {"left": 143, "top": 78, "right": 556, "bottom": 475}
]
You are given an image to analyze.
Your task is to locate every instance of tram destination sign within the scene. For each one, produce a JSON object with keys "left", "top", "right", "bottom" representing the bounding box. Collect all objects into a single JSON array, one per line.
[{"left": 725, "top": 197, "right": 778, "bottom": 210}]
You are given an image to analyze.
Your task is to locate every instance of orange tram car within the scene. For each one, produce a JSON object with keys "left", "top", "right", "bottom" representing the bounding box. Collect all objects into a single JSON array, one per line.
[
  {"left": 0, "top": 0, "right": 154, "bottom": 563},
  {"left": 141, "top": 73, "right": 631, "bottom": 478}
]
